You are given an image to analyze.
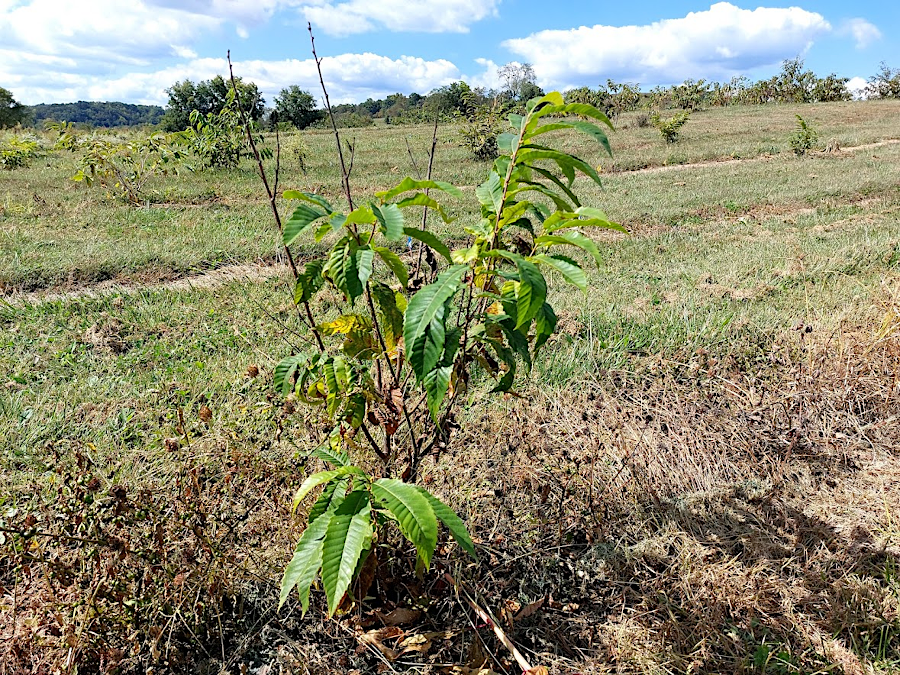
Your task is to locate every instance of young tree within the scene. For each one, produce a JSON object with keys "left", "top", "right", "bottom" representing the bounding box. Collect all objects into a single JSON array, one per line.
[
  {"left": 274, "top": 85, "right": 322, "bottom": 129},
  {"left": 0, "top": 87, "right": 27, "bottom": 128},
  {"left": 161, "top": 75, "right": 265, "bottom": 131}
]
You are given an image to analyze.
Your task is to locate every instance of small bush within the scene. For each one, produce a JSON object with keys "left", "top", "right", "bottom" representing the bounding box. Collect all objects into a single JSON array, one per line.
[
  {"left": 650, "top": 110, "right": 690, "bottom": 144},
  {"left": 458, "top": 99, "right": 504, "bottom": 161},
  {"left": 635, "top": 112, "right": 650, "bottom": 128},
  {"left": 789, "top": 115, "right": 819, "bottom": 156},
  {"left": 0, "top": 135, "right": 40, "bottom": 169}
]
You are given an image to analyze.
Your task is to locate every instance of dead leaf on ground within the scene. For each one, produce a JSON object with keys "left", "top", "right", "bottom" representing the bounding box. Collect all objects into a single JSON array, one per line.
[
  {"left": 514, "top": 597, "right": 545, "bottom": 621},
  {"left": 376, "top": 607, "right": 421, "bottom": 626}
]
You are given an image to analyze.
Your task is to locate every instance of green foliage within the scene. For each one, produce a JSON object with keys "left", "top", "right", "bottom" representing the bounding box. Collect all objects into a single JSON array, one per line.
[
  {"left": 187, "top": 105, "right": 254, "bottom": 169},
  {"left": 274, "top": 85, "right": 323, "bottom": 130},
  {"left": 0, "top": 86, "right": 28, "bottom": 128},
  {"left": 282, "top": 465, "right": 474, "bottom": 616},
  {"left": 161, "top": 75, "right": 265, "bottom": 132},
  {"left": 70, "top": 132, "right": 188, "bottom": 204},
  {"left": 27, "top": 101, "right": 164, "bottom": 128},
  {"left": 0, "top": 135, "right": 39, "bottom": 169},
  {"left": 650, "top": 110, "right": 690, "bottom": 144},
  {"left": 458, "top": 97, "right": 504, "bottom": 161},
  {"left": 866, "top": 62, "right": 900, "bottom": 99},
  {"left": 789, "top": 114, "right": 819, "bottom": 156},
  {"left": 275, "top": 91, "right": 623, "bottom": 614}
]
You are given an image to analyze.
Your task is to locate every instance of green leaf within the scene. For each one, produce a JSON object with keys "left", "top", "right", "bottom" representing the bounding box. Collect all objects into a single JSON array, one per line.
[
  {"left": 373, "top": 203, "right": 405, "bottom": 241},
  {"left": 307, "top": 476, "right": 349, "bottom": 524},
  {"left": 533, "top": 301, "right": 558, "bottom": 352},
  {"left": 294, "top": 259, "right": 325, "bottom": 305},
  {"left": 497, "top": 132, "right": 517, "bottom": 156},
  {"left": 356, "top": 246, "right": 375, "bottom": 289},
  {"left": 372, "top": 479, "right": 438, "bottom": 571},
  {"left": 292, "top": 465, "right": 364, "bottom": 512},
  {"left": 531, "top": 253, "right": 587, "bottom": 291},
  {"left": 423, "top": 365, "right": 453, "bottom": 421},
  {"left": 311, "top": 446, "right": 351, "bottom": 468},
  {"left": 279, "top": 508, "right": 333, "bottom": 612},
  {"left": 274, "top": 354, "right": 306, "bottom": 396},
  {"left": 404, "top": 265, "right": 466, "bottom": 380},
  {"left": 285, "top": 203, "right": 327, "bottom": 247},
  {"left": 414, "top": 487, "right": 477, "bottom": 559},
  {"left": 373, "top": 246, "right": 408, "bottom": 288},
  {"left": 403, "top": 227, "right": 452, "bottom": 262},
  {"left": 377, "top": 176, "right": 462, "bottom": 201},
  {"left": 283, "top": 189, "right": 334, "bottom": 212},
  {"left": 475, "top": 171, "right": 503, "bottom": 213},
  {"left": 321, "top": 490, "right": 372, "bottom": 616},
  {"left": 344, "top": 206, "right": 377, "bottom": 226},
  {"left": 492, "top": 251, "right": 546, "bottom": 329},
  {"left": 518, "top": 148, "right": 602, "bottom": 187},
  {"left": 534, "top": 231, "right": 603, "bottom": 266},
  {"left": 327, "top": 241, "right": 364, "bottom": 303}
]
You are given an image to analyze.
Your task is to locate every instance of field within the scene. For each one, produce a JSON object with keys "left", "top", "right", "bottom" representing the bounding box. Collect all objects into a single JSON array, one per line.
[{"left": 2, "top": 100, "right": 900, "bottom": 674}]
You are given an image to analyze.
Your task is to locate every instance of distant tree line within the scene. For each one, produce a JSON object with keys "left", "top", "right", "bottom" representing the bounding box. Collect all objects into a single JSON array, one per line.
[{"left": 2, "top": 58, "right": 899, "bottom": 134}]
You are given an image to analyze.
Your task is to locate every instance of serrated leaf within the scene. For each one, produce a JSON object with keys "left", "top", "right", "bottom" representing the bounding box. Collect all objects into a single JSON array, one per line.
[
  {"left": 294, "top": 259, "right": 325, "bottom": 305},
  {"left": 356, "top": 246, "right": 374, "bottom": 289},
  {"left": 279, "top": 508, "right": 333, "bottom": 612},
  {"left": 403, "top": 227, "right": 452, "bottom": 262},
  {"left": 531, "top": 253, "right": 587, "bottom": 291},
  {"left": 534, "top": 232, "right": 603, "bottom": 266},
  {"left": 372, "top": 479, "right": 438, "bottom": 570},
  {"left": 492, "top": 251, "right": 546, "bottom": 329},
  {"left": 311, "top": 445, "right": 351, "bottom": 468},
  {"left": 373, "top": 203, "right": 405, "bottom": 241},
  {"left": 318, "top": 314, "right": 369, "bottom": 336},
  {"left": 403, "top": 265, "right": 466, "bottom": 381},
  {"left": 274, "top": 354, "right": 306, "bottom": 396},
  {"left": 373, "top": 246, "right": 408, "bottom": 288},
  {"left": 414, "top": 487, "right": 477, "bottom": 559},
  {"left": 423, "top": 365, "right": 453, "bottom": 421},
  {"left": 475, "top": 171, "right": 503, "bottom": 213},
  {"left": 371, "top": 282, "right": 404, "bottom": 349},
  {"left": 344, "top": 206, "right": 377, "bottom": 226},
  {"left": 283, "top": 190, "right": 334, "bottom": 212},
  {"left": 285, "top": 203, "right": 327, "bottom": 247},
  {"left": 497, "top": 132, "right": 517, "bottom": 156},
  {"left": 307, "top": 476, "right": 348, "bottom": 524},
  {"left": 321, "top": 490, "right": 372, "bottom": 616},
  {"left": 292, "top": 465, "right": 365, "bottom": 512},
  {"left": 327, "top": 241, "right": 364, "bottom": 303},
  {"left": 376, "top": 176, "right": 462, "bottom": 201}
]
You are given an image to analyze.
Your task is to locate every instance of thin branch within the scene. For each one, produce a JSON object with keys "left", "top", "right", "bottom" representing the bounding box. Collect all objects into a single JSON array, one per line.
[
  {"left": 227, "top": 51, "right": 325, "bottom": 353},
  {"left": 413, "top": 112, "right": 441, "bottom": 280},
  {"left": 308, "top": 24, "right": 354, "bottom": 212}
]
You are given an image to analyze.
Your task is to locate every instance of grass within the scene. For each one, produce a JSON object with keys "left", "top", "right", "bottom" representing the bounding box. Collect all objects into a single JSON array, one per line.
[{"left": 2, "top": 100, "right": 900, "bottom": 674}]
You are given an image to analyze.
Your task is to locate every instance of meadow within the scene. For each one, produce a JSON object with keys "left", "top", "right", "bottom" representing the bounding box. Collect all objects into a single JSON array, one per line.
[{"left": 2, "top": 99, "right": 900, "bottom": 674}]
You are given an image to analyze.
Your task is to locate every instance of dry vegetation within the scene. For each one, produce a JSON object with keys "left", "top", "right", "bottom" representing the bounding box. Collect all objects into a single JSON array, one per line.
[{"left": 2, "top": 100, "right": 900, "bottom": 674}]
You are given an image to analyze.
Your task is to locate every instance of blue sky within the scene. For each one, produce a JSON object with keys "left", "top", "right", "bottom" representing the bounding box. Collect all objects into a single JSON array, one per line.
[{"left": 0, "top": 1, "right": 896, "bottom": 105}]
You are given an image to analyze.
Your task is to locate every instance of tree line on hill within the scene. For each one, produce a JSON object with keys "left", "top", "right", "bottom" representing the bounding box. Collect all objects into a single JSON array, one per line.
[{"left": 2, "top": 59, "right": 900, "bottom": 131}]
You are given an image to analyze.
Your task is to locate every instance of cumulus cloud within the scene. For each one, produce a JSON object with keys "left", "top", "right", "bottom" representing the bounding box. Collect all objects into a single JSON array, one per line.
[
  {"left": 503, "top": 2, "right": 832, "bottom": 88},
  {"left": 846, "top": 76, "right": 869, "bottom": 99},
  {"left": 840, "top": 18, "right": 882, "bottom": 49},
  {"left": 3, "top": 52, "right": 464, "bottom": 105},
  {"left": 300, "top": 0, "right": 501, "bottom": 36}
]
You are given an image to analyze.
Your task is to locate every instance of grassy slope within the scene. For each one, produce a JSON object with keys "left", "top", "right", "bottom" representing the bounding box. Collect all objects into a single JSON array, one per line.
[{"left": 2, "top": 101, "right": 900, "bottom": 674}]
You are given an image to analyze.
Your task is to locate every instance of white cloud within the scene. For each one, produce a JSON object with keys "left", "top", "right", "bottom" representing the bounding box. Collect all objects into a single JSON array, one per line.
[
  {"left": 840, "top": 18, "right": 881, "bottom": 49},
  {"left": 503, "top": 2, "right": 832, "bottom": 88},
  {"left": 3, "top": 53, "right": 463, "bottom": 105},
  {"left": 847, "top": 76, "right": 869, "bottom": 99},
  {"left": 300, "top": 0, "right": 501, "bottom": 37}
]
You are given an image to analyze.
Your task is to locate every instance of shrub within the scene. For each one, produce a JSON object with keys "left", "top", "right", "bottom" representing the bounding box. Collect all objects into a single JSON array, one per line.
[
  {"left": 72, "top": 132, "right": 188, "bottom": 204},
  {"left": 0, "top": 135, "right": 39, "bottom": 169},
  {"left": 650, "top": 110, "right": 690, "bottom": 143},
  {"left": 789, "top": 115, "right": 819, "bottom": 156}
]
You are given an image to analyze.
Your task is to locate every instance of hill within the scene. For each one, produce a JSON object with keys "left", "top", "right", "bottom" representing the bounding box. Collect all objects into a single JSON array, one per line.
[{"left": 27, "top": 100, "right": 165, "bottom": 127}]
